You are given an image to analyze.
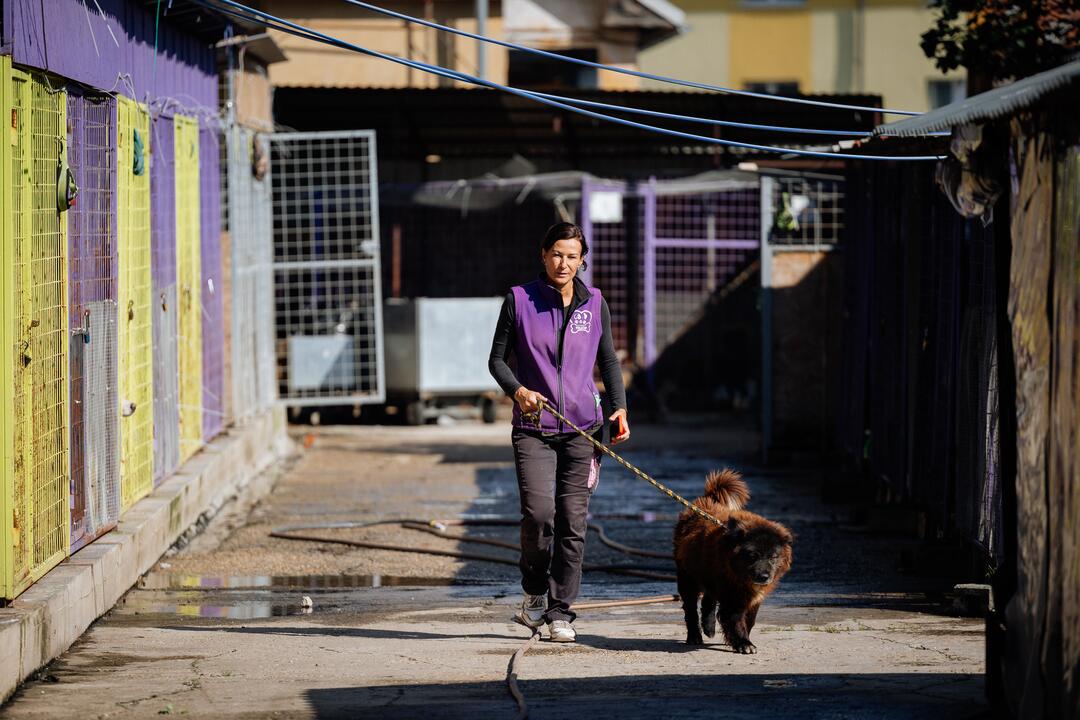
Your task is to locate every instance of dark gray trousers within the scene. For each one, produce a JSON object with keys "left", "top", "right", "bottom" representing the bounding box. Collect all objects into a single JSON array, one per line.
[{"left": 512, "top": 426, "right": 602, "bottom": 623}]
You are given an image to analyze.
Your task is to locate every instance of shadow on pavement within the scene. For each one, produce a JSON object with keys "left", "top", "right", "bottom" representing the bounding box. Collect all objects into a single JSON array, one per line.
[
  {"left": 311, "top": 441, "right": 515, "bottom": 465},
  {"left": 162, "top": 624, "right": 524, "bottom": 642},
  {"left": 304, "top": 672, "right": 988, "bottom": 719}
]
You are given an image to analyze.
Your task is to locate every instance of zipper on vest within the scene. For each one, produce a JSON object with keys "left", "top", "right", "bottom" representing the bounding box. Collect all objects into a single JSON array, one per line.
[
  {"left": 556, "top": 303, "right": 564, "bottom": 433},
  {"left": 552, "top": 282, "right": 590, "bottom": 434}
]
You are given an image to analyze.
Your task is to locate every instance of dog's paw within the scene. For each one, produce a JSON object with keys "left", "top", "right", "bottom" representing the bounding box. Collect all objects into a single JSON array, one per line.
[
  {"left": 732, "top": 641, "right": 757, "bottom": 655},
  {"left": 685, "top": 634, "right": 705, "bottom": 646}
]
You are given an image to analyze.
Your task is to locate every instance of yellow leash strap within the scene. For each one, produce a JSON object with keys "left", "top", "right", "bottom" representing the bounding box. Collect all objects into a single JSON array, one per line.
[{"left": 524, "top": 401, "right": 724, "bottom": 526}]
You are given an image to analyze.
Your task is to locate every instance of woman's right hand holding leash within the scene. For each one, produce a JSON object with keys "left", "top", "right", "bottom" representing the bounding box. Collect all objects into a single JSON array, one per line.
[{"left": 514, "top": 387, "right": 546, "bottom": 414}]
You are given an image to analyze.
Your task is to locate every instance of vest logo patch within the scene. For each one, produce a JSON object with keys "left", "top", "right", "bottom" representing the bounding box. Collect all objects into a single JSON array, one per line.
[{"left": 569, "top": 309, "right": 593, "bottom": 334}]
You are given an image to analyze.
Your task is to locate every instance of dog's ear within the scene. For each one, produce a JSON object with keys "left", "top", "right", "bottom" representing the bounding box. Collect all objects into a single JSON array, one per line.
[{"left": 725, "top": 517, "right": 745, "bottom": 541}]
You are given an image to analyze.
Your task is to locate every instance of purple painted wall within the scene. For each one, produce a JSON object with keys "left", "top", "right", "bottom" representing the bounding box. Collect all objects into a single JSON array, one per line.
[
  {"left": 151, "top": 114, "right": 176, "bottom": 287},
  {"left": 199, "top": 124, "right": 224, "bottom": 440},
  {"left": 5, "top": 0, "right": 217, "bottom": 111}
]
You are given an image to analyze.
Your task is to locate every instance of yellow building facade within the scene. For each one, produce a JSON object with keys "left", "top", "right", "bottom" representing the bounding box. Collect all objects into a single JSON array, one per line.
[{"left": 639, "top": 0, "right": 966, "bottom": 113}]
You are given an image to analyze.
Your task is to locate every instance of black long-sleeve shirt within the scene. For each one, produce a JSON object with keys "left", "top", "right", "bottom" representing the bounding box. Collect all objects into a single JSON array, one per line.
[{"left": 488, "top": 279, "right": 626, "bottom": 413}]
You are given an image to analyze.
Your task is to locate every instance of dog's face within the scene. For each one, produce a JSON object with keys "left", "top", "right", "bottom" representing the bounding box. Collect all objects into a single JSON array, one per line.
[{"left": 724, "top": 519, "right": 793, "bottom": 587}]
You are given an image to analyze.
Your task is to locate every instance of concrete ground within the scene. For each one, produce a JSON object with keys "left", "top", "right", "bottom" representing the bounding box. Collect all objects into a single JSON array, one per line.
[{"left": 0, "top": 414, "right": 988, "bottom": 719}]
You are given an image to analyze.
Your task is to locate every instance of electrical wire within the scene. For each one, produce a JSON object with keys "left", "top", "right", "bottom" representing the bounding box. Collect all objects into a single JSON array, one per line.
[
  {"left": 201, "top": 0, "right": 944, "bottom": 161},
  {"left": 339, "top": 0, "right": 922, "bottom": 117},
  {"left": 529, "top": 91, "right": 948, "bottom": 138},
  {"left": 526, "top": 91, "right": 873, "bottom": 137},
  {"left": 218, "top": 0, "right": 874, "bottom": 138}
]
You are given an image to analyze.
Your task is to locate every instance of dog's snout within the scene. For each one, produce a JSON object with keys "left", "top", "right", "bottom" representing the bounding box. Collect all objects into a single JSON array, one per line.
[{"left": 753, "top": 572, "right": 771, "bottom": 584}]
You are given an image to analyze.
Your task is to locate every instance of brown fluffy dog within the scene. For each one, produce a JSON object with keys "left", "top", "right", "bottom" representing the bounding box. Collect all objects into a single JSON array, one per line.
[{"left": 673, "top": 469, "right": 793, "bottom": 652}]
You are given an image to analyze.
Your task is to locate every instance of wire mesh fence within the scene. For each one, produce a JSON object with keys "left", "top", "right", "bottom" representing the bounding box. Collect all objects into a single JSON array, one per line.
[
  {"left": 581, "top": 174, "right": 761, "bottom": 371},
  {"left": 28, "top": 74, "right": 70, "bottom": 576},
  {"left": 254, "top": 135, "right": 276, "bottom": 413},
  {"left": 760, "top": 173, "right": 847, "bottom": 456},
  {"left": 581, "top": 178, "right": 639, "bottom": 358},
  {"left": 648, "top": 180, "right": 760, "bottom": 367},
  {"left": 3, "top": 65, "right": 34, "bottom": 597},
  {"left": 117, "top": 96, "right": 154, "bottom": 510},
  {"left": 0, "top": 69, "right": 75, "bottom": 598},
  {"left": 225, "top": 127, "right": 276, "bottom": 421},
  {"left": 199, "top": 124, "right": 225, "bottom": 441},
  {"left": 150, "top": 111, "right": 180, "bottom": 484},
  {"left": 269, "top": 131, "right": 384, "bottom": 406},
  {"left": 66, "top": 90, "right": 119, "bottom": 551},
  {"left": 174, "top": 115, "right": 203, "bottom": 461},
  {"left": 769, "top": 175, "right": 845, "bottom": 247}
]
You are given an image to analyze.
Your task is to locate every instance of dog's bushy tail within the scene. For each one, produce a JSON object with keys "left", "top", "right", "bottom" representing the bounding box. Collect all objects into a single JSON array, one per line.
[{"left": 703, "top": 469, "right": 749, "bottom": 511}]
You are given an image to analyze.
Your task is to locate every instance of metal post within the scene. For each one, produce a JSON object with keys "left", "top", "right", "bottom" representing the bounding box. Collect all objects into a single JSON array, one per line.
[
  {"left": 643, "top": 177, "right": 657, "bottom": 370},
  {"left": 392, "top": 222, "right": 402, "bottom": 297},
  {"left": 705, "top": 213, "right": 717, "bottom": 293},
  {"left": 626, "top": 183, "right": 641, "bottom": 366},
  {"left": 760, "top": 176, "right": 775, "bottom": 464},
  {"left": 579, "top": 176, "right": 593, "bottom": 286},
  {"left": 476, "top": 0, "right": 488, "bottom": 81}
]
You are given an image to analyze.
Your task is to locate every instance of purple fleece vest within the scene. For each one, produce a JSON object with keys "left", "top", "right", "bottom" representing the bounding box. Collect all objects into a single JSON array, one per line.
[{"left": 512, "top": 280, "right": 604, "bottom": 433}]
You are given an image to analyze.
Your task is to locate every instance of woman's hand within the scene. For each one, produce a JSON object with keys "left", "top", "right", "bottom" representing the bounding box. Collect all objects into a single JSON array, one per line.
[
  {"left": 609, "top": 408, "right": 630, "bottom": 444},
  {"left": 514, "top": 387, "right": 547, "bottom": 414}
]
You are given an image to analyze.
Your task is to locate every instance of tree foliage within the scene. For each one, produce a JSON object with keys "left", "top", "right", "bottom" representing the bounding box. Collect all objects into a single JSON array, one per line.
[{"left": 921, "top": 0, "right": 1080, "bottom": 80}]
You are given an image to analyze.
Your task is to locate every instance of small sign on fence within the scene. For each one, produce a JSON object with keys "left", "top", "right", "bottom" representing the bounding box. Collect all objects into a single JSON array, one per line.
[{"left": 589, "top": 190, "right": 623, "bottom": 224}]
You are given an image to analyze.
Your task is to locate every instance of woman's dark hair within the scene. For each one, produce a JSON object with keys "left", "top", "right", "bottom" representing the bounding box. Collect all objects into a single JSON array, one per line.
[{"left": 542, "top": 222, "right": 589, "bottom": 270}]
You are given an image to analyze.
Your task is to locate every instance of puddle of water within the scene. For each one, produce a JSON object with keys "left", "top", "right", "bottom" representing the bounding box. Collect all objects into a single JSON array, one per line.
[
  {"left": 139, "top": 572, "right": 462, "bottom": 591},
  {"left": 116, "top": 599, "right": 299, "bottom": 620},
  {"left": 110, "top": 574, "right": 497, "bottom": 622}
]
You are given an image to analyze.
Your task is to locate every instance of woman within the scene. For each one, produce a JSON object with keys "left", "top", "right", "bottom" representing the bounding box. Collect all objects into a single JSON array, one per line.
[{"left": 488, "top": 221, "right": 629, "bottom": 642}]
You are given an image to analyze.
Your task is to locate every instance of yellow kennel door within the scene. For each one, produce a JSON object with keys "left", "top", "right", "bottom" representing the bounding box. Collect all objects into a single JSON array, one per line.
[
  {"left": 174, "top": 115, "right": 202, "bottom": 462},
  {"left": 1, "top": 65, "right": 71, "bottom": 600},
  {"left": 116, "top": 97, "right": 153, "bottom": 511}
]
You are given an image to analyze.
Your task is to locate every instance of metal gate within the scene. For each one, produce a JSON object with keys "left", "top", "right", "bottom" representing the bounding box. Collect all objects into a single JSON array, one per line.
[
  {"left": 198, "top": 125, "right": 224, "bottom": 441},
  {"left": 269, "top": 130, "right": 384, "bottom": 406},
  {"left": 580, "top": 173, "right": 760, "bottom": 368},
  {"left": 150, "top": 112, "right": 179, "bottom": 483},
  {"left": 174, "top": 114, "right": 202, "bottom": 460},
  {"left": 646, "top": 175, "right": 761, "bottom": 369},
  {"left": 117, "top": 96, "right": 153, "bottom": 510},
  {"left": 1, "top": 65, "right": 71, "bottom": 599},
  {"left": 67, "top": 89, "right": 119, "bottom": 551},
  {"left": 580, "top": 177, "right": 638, "bottom": 356},
  {"left": 759, "top": 172, "right": 846, "bottom": 458},
  {"left": 225, "top": 127, "right": 276, "bottom": 421}
]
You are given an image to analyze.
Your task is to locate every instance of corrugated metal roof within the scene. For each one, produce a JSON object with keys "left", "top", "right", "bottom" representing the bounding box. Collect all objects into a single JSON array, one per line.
[{"left": 875, "top": 59, "right": 1080, "bottom": 137}]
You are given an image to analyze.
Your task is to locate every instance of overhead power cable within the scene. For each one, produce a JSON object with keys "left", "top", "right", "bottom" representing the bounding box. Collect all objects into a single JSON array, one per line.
[
  {"left": 528, "top": 91, "right": 874, "bottom": 137},
  {"left": 339, "top": 0, "right": 922, "bottom": 117},
  {"left": 202, "top": 0, "right": 944, "bottom": 161},
  {"left": 530, "top": 93, "right": 947, "bottom": 138}
]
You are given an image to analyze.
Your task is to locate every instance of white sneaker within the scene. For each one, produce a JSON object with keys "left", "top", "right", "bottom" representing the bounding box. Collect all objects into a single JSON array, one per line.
[
  {"left": 513, "top": 593, "right": 546, "bottom": 629},
  {"left": 548, "top": 620, "right": 577, "bottom": 643}
]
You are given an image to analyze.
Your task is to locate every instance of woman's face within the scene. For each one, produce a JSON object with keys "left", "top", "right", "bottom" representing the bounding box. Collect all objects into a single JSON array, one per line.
[{"left": 542, "top": 238, "right": 584, "bottom": 287}]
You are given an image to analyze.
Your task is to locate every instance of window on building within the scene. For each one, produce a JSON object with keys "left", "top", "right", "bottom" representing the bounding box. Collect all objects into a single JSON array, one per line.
[
  {"left": 928, "top": 79, "right": 966, "bottom": 109},
  {"left": 744, "top": 81, "right": 801, "bottom": 96},
  {"left": 508, "top": 48, "right": 599, "bottom": 90}
]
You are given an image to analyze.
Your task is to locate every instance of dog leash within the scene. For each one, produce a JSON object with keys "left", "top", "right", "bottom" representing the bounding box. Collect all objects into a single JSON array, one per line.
[{"left": 524, "top": 400, "right": 724, "bottom": 526}]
